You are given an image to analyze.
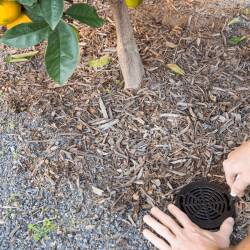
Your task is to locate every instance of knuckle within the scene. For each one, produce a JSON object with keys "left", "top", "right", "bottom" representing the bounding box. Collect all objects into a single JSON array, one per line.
[
  {"left": 187, "top": 222, "right": 199, "bottom": 230},
  {"left": 162, "top": 227, "right": 169, "bottom": 235},
  {"left": 223, "top": 159, "right": 230, "bottom": 168}
]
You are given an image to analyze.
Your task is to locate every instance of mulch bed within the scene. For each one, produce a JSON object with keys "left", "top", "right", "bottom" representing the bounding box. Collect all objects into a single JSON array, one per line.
[{"left": 0, "top": 0, "right": 249, "bottom": 248}]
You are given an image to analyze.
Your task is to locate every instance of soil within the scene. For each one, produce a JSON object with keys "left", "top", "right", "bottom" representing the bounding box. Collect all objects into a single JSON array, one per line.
[{"left": 0, "top": 0, "right": 250, "bottom": 249}]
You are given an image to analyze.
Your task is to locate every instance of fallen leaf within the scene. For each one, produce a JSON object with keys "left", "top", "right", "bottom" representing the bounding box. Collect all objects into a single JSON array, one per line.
[
  {"left": 88, "top": 55, "right": 111, "bottom": 68},
  {"left": 4, "top": 51, "right": 38, "bottom": 63},
  {"left": 227, "top": 17, "right": 240, "bottom": 26},
  {"left": 167, "top": 63, "right": 185, "bottom": 75},
  {"left": 92, "top": 186, "right": 104, "bottom": 196},
  {"left": 242, "top": 8, "right": 250, "bottom": 16},
  {"left": 5, "top": 58, "right": 29, "bottom": 63}
]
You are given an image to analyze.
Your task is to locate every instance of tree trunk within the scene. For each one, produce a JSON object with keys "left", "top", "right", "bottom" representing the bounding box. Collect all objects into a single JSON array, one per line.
[{"left": 110, "top": 0, "right": 144, "bottom": 89}]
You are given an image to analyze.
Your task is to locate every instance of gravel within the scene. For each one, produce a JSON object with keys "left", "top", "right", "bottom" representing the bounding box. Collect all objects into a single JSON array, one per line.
[{"left": 0, "top": 105, "right": 149, "bottom": 250}]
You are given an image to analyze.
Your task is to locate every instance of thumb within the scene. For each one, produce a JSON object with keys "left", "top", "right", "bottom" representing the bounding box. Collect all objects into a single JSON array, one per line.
[
  {"left": 231, "top": 175, "right": 248, "bottom": 197},
  {"left": 218, "top": 217, "right": 234, "bottom": 238}
]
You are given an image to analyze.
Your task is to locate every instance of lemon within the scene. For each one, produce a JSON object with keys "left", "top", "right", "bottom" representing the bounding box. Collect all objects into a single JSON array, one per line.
[
  {"left": 6, "top": 13, "right": 32, "bottom": 29},
  {"left": 125, "top": 0, "right": 143, "bottom": 8},
  {"left": 0, "top": 0, "right": 21, "bottom": 26}
]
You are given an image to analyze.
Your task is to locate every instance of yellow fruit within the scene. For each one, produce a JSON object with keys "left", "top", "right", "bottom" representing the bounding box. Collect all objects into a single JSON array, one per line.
[
  {"left": 0, "top": 0, "right": 21, "bottom": 26},
  {"left": 125, "top": 0, "right": 143, "bottom": 8},
  {"left": 6, "top": 13, "right": 32, "bottom": 29}
]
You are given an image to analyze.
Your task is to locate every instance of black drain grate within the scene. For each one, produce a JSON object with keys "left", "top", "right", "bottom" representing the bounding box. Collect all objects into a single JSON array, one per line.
[{"left": 176, "top": 181, "right": 235, "bottom": 231}]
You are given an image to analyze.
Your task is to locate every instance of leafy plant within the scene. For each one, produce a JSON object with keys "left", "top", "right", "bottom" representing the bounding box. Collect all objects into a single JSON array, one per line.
[
  {"left": 0, "top": 0, "right": 105, "bottom": 84},
  {"left": 28, "top": 218, "right": 56, "bottom": 241}
]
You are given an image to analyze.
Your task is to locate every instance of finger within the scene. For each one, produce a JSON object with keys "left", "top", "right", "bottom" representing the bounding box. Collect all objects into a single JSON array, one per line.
[
  {"left": 143, "top": 215, "right": 175, "bottom": 244},
  {"left": 223, "top": 160, "right": 236, "bottom": 187},
  {"left": 150, "top": 207, "right": 181, "bottom": 235},
  {"left": 231, "top": 177, "right": 248, "bottom": 197},
  {"left": 143, "top": 229, "right": 171, "bottom": 250},
  {"left": 168, "top": 204, "right": 194, "bottom": 228},
  {"left": 225, "top": 172, "right": 237, "bottom": 190},
  {"left": 217, "top": 217, "right": 234, "bottom": 238}
]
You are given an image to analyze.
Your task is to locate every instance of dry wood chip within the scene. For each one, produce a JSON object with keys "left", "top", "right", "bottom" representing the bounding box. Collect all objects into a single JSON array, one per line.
[
  {"left": 85, "top": 225, "right": 95, "bottom": 230},
  {"left": 90, "top": 119, "right": 110, "bottom": 126},
  {"left": 166, "top": 169, "right": 186, "bottom": 176},
  {"left": 98, "top": 119, "right": 119, "bottom": 130},
  {"left": 165, "top": 41, "right": 178, "bottom": 48},
  {"left": 151, "top": 179, "right": 161, "bottom": 187},
  {"left": 167, "top": 182, "right": 174, "bottom": 190},
  {"left": 92, "top": 186, "right": 104, "bottom": 196},
  {"left": 127, "top": 215, "right": 136, "bottom": 227},
  {"left": 160, "top": 113, "right": 182, "bottom": 118},
  {"left": 99, "top": 97, "right": 109, "bottom": 119},
  {"left": 126, "top": 112, "right": 145, "bottom": 125},
  {"left": 170, "top": 159, "right": 187, "bottom": 164},
  {"left": 219, "top": 119, "right": 234, "bottom": 134},
  {"left": 134, "top": 180, "right": 144, "bottom": 185},
  {"left": 132, "top": 193, "right": 140, "bottom": 201}
]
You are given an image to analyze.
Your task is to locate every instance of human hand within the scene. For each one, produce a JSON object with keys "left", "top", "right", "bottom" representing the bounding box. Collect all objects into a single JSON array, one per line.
[
  {"left": 143, "top": 204, "right": 234, "bottom": 250},
  {"left": 223, "top": 140, "right": 250, "bottom": 197}
]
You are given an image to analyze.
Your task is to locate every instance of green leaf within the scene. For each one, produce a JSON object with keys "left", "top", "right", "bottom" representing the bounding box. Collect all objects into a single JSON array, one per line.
[
  {"left": 40, "top": 0, "right": 64, "bottom": 30},
  {"left": 25, "top": 3, "right": 44, "bottom": 21},
  {"left": 65, "top": 3, "right": 104, "bottom": 28},
  {"left": 88, "top": 55, "right": 111, "bottom": 68},
  {"left": 68, "top": 24, "right": 80, "bottom": 41},
  {"left": 45, "top": 21, "right": 79, "bottom": 84},
  {"left": 17, "top": 0, "right": 37, "bottom": 6},
  {"left": 228, "top": 36, "right": 246, "bottom": 45},
  {"left": 227, "top": 17, "right": 240, "bottom": 26},
  {"left": 1, "top": 22, "right": 51, "bottom": 49}
]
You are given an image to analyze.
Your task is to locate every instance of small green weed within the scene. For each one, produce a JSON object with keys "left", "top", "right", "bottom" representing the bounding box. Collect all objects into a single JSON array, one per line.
[
  {"left": 28, "top": 219, "right": 56, "bottom": 241},
  {"left": 228, "top": 36, "right": 246, "bottom": 45},
  {"left": 7, "top": 122, "right": 16, "bottom": 131},
  {"left": 0, "top": 91, "right": 4, "bottom": 100},
  {"left": 8, "top": 194, "right": 18, "bottom": 204},
  {"left": 0, "top": 149, "right": 7, "bottom": 159}
]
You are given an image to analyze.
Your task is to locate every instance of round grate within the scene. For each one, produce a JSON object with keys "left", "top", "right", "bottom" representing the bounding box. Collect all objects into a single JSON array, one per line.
[{"left": 176, "top": 181, "right": 235, "bottom": 231}]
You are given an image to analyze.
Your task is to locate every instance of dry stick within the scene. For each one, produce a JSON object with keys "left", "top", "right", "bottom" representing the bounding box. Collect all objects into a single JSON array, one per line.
[{"left": 110, "top": 0, "right": 144, "bottom": 89}]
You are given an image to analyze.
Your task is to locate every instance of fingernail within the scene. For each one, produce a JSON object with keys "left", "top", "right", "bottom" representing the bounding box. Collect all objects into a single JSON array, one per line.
[
  {"left": 235, "top": 175, "right": 240, "bottom": 180},
  {"left": 227, "top": 217, "right": 234, "bottom": 224},
  {"left": 143, "top": 215, "right": 150, "bottom": 223},
  {"left": 230, "top": 192, "right": 236, "bottom": 197},
  {"left": 167, "top": 204, "right": 174, "bottom": 209}
]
